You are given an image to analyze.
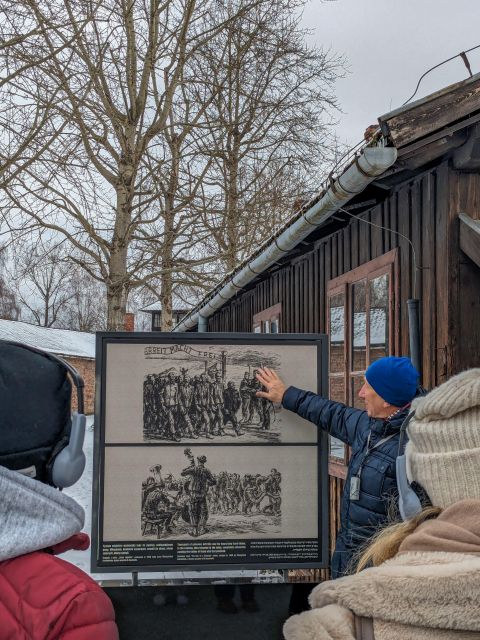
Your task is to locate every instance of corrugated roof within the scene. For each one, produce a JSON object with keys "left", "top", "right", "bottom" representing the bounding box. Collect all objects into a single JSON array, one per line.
[{"left": 0, "top": 319, "right": 95, "bottom": 359}]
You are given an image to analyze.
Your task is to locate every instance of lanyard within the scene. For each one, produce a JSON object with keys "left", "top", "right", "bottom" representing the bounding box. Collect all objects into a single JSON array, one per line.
[
  {"left": 354, "top": 404, "right": 411, "bottom": 479},
  {"left": 355, "top": 431, "right": 397, "bottom": 480}
]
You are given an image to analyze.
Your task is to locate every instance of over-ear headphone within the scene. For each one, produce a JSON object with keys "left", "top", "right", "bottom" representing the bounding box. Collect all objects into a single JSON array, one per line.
[
  {"left": 44, "top": 350, "right": 86, "bottom": 488},
  {"left": 396, "top": 410, "right": 422, "bottom": 520},
  {"left": 50, "top": 411, "right": 86, "bottom": 489},
  {"left": 1, "top": 340, "right": 86, "bottom": 489}
]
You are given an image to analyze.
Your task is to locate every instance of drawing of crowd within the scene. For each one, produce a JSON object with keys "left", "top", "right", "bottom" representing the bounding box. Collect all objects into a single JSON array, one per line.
[
  {"left": 141, "top": 451, "right": 282, "bottom": 539},
  {"left": 209, "top": 469, "right": 282, "bottom": 516},
  {"left": 143, "top": 367, "right": 276, "bottom": 441}
]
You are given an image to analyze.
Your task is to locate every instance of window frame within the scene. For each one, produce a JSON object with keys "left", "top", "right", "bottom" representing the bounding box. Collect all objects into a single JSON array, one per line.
[
  {"left": 152, "top": 312, "right": 162, "bottom": 330},
  {"left": 326, "top": 250, "right": 399, "bottom": 476},
  {"left": 253, "top": 302, "right": 282, "bottom": 333}
]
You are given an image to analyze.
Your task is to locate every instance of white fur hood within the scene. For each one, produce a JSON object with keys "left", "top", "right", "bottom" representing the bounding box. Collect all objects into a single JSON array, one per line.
[
  {"left": 284, "top": 551, "right": 480, "bottom": 640},
  {"left": 311, "top": 551, "right": 480, "bottom": 629}
]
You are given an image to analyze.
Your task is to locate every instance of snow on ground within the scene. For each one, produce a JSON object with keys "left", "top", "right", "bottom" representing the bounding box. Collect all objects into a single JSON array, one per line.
[{"left": 63, "top": 417, "right": 281, "bottom": 585}]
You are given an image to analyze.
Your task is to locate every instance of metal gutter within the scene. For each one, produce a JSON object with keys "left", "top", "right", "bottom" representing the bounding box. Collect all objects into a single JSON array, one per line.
[{"left": 173, "top": 145, "right": 397, "bottom": 332}]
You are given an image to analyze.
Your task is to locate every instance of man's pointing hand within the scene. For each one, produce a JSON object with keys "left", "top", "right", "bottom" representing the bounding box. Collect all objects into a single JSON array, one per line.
[{"left": 255, "top": 367, "right": 287, "bottom": 404}]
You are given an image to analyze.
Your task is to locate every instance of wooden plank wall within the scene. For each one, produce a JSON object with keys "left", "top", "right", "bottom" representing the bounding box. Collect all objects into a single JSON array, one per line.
[
  {"left": 449, "top": 171, "right": 480, "bottom": 373},
  {"left": 209, "top": 160, "right": 456, "bottom": 387},
  {"left": 206, "top": 159, "right": 479, "bottom": 579}
]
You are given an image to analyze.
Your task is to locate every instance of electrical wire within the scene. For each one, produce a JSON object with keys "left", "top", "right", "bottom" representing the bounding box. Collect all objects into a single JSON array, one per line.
[
  {"left": 338, "top": 206, "right": 421, "bottom": 299},
  {"left": 402, "top": 44, "right": 480, "bottom": 107}
]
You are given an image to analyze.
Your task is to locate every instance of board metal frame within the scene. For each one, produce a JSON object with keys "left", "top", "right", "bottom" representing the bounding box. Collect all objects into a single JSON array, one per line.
[{"left": 91, "top": 332, "right": 328, "bottom": 574}]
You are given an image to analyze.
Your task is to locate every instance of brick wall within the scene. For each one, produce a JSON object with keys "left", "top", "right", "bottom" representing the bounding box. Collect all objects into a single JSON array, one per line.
[
  {"left": 125, "top": 312, "right": 135, "bottom": 331},
  {"left": 64, "top": 356, "right": 95, "bottom": 415}
]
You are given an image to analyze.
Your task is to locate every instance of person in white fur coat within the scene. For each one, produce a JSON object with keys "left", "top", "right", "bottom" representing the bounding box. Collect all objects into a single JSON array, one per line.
[{"left": 284, "top": 368, "right": 480, "bottom": 640}]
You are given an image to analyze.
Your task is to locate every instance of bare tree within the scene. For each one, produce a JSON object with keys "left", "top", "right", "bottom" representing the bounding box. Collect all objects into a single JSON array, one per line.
[
  {"left": 128, "top": 83, "right": 220, "bottom": 330},
  {"left": 194, "top": 0, "right": 342, "bottom": 271},
  {"left": 0, "top": 244, "right": 20, "bottom": 319},
  {"left": 12, "top": 241, "right": 74, "bottom": 327},
  {"left": 63, "top": 269, "right": 107, "bottom": 331},
  {"left": 122, "top": 0, "right": 343, "bottom": 329},
  {"left": 9, "top": 238, "right": 106, "bottom": 330},
  {"left": 0, "top": 7, "right": 92, "bottom": 187},
  {"left": 0, "top": 0, "right": 271, "bottom": 330}
]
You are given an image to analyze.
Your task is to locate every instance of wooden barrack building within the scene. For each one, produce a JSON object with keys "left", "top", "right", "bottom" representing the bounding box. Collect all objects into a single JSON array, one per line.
[{"left": 173, "top": 74, "right": 480, "bottom": 580}]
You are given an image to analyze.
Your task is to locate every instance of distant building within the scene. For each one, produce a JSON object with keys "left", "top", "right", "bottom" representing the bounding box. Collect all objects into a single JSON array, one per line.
[
  {"left": 141, "top": 298, "right": 192, "bottom": 331},
  {"left": 0, "top": 319, "right": 96, "bottom": 414}
]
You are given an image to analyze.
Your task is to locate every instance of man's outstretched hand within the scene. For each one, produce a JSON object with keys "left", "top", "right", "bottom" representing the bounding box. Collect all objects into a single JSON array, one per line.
[{"left": 256, "top": 367, "right": 287, "bottom": 404}]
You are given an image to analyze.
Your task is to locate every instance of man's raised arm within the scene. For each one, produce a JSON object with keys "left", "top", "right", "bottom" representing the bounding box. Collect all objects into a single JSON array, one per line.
[{"left": 256, "top": 367, "right": 365, "bottom": 446}]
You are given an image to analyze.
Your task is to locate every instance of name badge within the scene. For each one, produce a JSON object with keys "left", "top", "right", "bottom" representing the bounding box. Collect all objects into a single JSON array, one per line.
[{"left": 350, "top": 475, "right": 360, "bottom": 501}]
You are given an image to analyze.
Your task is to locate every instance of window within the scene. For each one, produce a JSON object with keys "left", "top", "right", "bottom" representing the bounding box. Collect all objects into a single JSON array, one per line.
[
  {"left": 327, "top": 250, "right": 398, "bottom": 470},
  {"left": 253, "top": 303, "right": 282, "bottom": 333}
]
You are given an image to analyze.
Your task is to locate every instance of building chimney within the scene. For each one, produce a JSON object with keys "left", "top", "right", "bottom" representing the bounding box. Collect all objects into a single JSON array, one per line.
[{"left": 124, "top": 312, "right": 135, "bottom": 332}]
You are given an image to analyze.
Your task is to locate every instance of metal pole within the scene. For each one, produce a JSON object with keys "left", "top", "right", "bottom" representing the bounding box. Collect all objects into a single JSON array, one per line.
[{"left": 407, "top": 299, "right": 422, "bottom": 378}]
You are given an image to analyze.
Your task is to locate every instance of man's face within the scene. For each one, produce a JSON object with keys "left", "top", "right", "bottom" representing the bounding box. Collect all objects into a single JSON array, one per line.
[{"left": 358, "top": 378, "right": 390, "bottom": 418}]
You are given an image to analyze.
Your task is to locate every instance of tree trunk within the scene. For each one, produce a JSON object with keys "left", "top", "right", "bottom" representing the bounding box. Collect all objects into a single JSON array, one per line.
[
  {"left": 159, "top": 129, "right": 181, "bottom": 332},
  {"left": 160, "top": 192, "right": 177, "bottom": 332},
  {"left": 160, "top": 220, "right": 174, "bottom": 331},
  {"left": 225, "top": 144, "right": 240, "bottom": 272},
  {"left": 106, "top": 280, "right": 127, "bottom": 331},
  {"left": 107, "top": 169, "right": 133, "bottom": 331},
  {"left": 160, "top": 269, "right": 173, "bottom": 331}
]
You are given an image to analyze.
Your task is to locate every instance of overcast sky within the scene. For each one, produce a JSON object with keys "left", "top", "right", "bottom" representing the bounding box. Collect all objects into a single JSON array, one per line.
[{"left": 302, "top": 0, "right": 480, "bottom": 146}]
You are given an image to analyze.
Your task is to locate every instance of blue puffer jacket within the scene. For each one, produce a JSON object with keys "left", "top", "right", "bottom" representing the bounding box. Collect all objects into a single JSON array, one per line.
[{"left": 283, "top": 387, "right": 410, "bottom": 578}]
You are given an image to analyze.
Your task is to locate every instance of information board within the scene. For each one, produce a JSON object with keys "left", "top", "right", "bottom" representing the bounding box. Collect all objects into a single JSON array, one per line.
[{"left": 91, "top": 332, "right": 328, "bottom": 572}]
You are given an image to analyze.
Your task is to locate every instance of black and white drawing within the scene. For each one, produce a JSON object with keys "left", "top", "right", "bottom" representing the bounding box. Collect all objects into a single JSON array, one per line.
[
  {"left": 141, "top": 448, "right": 282, "bottom": 540},
  {"left": 143, "top": 345, "right": 280, "bottom": 443}
]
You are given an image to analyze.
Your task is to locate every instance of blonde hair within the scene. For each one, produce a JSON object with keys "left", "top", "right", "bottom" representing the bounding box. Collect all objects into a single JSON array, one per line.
[{"left": 356, "top": 506, "right": 442, "bottom": 572}]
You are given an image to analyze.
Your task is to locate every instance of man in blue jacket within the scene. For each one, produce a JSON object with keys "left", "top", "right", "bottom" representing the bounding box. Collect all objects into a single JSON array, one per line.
[{"left": 256, "top": 356, "right": 419, "bottom": 579}]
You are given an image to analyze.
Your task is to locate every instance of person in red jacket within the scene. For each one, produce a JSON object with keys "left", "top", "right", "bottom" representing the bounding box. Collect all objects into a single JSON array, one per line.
[{"left": 0, "top": 340, "right": 119, "bottom": 640}]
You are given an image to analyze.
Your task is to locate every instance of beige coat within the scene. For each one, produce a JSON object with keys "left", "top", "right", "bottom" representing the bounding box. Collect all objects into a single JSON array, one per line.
[{"left": 284, "top": 551, "right": 480, "bottom": 639}]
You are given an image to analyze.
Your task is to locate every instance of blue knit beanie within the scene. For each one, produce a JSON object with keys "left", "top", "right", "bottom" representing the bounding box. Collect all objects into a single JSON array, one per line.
[{"left": 365, "top": 356, "right": 419, "bottom": 407}]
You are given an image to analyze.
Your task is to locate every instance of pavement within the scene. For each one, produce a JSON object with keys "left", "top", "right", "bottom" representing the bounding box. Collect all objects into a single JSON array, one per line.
[{"left": 105, "top": 584, "right": 292, "bottom": 640}]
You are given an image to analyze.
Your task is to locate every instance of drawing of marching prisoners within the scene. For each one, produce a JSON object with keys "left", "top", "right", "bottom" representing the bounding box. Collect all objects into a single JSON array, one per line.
[{"left": 143, "top": 344, "right": 282, "bottom": 443}]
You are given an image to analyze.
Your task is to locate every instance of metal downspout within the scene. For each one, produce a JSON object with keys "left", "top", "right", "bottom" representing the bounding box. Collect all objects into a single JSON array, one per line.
[
  {"left": 175, "top": 146, "right": 397, "bottom": 332},
  {"left": 197, "top": 315, "right": 208, "bottom": 333},
  {"left": 407, "top": 299, "right": 422, "bottom": 378}
]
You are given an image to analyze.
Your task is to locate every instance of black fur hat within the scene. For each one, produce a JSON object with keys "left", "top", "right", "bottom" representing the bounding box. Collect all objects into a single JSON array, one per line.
[{"left": 0, "top": 341, "right": 72, "bottom": 483}]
